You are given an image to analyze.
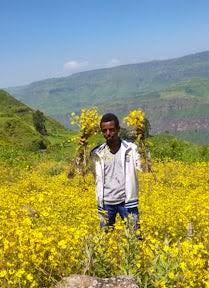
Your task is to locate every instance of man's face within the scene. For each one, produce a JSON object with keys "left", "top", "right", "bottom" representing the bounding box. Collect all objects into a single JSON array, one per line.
[{"left": 100, "top": 120, "right": 120, "bottom": 145}]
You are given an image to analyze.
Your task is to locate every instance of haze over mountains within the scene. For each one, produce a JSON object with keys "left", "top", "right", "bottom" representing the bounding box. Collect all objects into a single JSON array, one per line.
[{"left": 7, "top": 51, "right": 209, "bottom": 144}]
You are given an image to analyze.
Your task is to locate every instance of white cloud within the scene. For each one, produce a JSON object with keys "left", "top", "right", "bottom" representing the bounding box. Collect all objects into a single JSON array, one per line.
[
  {"left": 63, "top": 60, "right": 88, "bottom": 72},
  {"left": 106, "top": 58, "right": 120, "bottom": 67}
]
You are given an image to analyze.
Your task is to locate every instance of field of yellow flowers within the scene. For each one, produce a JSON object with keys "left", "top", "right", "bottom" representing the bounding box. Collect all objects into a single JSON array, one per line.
[{"left": 0, "top": 159, "right": 209, "bottom": 287}]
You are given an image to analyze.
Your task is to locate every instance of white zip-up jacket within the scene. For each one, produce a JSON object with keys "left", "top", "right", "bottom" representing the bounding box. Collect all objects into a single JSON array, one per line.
[{"left": 91, "top": 140, "right": 141, "bottom": 210}]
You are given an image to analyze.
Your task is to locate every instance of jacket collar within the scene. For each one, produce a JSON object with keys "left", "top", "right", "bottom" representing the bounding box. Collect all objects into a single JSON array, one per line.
[{"left": 95, "top": 139, "right": 131, "bottom": 156}]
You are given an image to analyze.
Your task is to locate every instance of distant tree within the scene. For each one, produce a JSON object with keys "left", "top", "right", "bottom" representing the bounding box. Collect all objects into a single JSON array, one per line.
[{"left": 33, "top": 110, "right": 47, "bottom": 135}]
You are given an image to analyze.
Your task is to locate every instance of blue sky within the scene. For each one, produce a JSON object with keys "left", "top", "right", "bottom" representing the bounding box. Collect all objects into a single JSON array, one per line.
[{"left": 1, "top": 0, "right": 209, "bottom": 87}]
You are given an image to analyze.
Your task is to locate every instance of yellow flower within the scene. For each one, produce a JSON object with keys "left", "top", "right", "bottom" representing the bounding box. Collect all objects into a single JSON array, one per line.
[
  {"left": 70, "top": 107, "right": 101, "bottom": 138},
  {"left": 168, "top": 271, "right": 175, "bottom": 280},
  {"left": 0, "top": 270, "right": 7, "bottom": 278},
  {"left": 123, "top": 109, "right": 145, "bottom": 129},
  {"left": 15, "top": 269, "right": 25, "bottom": 278},
  {"left": 58, "top": 240, "right": 67, "bottom": 249},
  {"left": 26, "top": 273, "right": 33, "bottom": 282}
]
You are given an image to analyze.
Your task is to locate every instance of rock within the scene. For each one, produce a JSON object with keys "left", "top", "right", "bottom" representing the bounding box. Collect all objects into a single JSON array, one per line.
[{"left": 55, "top": 275, "right": 139, "bottom": 288}]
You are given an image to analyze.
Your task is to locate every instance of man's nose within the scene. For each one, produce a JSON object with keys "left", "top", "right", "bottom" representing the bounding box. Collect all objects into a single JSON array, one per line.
[{"left": 106, "top": 129, "right": 110, "bottom": 136}]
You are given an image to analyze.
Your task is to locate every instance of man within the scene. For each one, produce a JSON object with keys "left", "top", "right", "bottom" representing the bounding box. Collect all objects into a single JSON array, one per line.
[{"left": 91, "top": 113, "right": 142, "bottom": 234}]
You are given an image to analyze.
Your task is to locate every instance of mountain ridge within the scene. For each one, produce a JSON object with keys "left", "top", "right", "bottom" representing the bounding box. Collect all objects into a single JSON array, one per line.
[
  {"left": 8, "top": 50, "right": 209, "bottom": 88},
  {"left": 6, "top": 51, "right": 209, "bottom": 144}
]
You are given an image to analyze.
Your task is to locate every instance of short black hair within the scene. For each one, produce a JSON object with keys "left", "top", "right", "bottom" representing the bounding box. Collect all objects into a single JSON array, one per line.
[{"left": 100, "top": 113, "right": 120, "bottom": 128}]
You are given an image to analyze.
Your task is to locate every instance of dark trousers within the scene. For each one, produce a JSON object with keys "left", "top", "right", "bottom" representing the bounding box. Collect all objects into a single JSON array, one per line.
[{"left": 99, "top": 202, "right": 139, "bottom": 229}]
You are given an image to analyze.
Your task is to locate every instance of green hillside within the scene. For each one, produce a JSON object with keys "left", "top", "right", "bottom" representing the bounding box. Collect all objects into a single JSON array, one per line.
[
  {"left": 0, "top": 90, "right": 69, "bottom": 150},
  {"left": 6, "top": 51, "right": 209, "bottom": 144}
]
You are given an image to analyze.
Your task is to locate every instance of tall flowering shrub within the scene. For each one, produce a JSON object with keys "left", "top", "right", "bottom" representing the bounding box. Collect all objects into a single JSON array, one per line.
[
  {"left": 123, "top": 109, "right": 151, "bottom": 171},
  {"left": 123, "top": 109, "right": 145, "bottom": 139},
  {"left": 70, "top": 107, "right": 101, "bottom": 174}
]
